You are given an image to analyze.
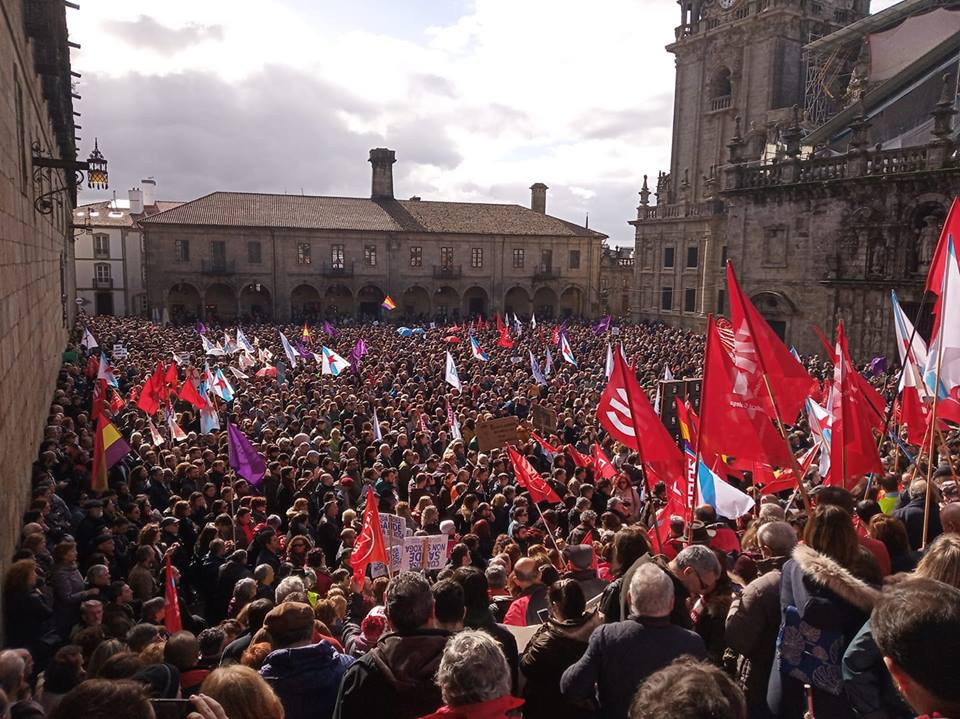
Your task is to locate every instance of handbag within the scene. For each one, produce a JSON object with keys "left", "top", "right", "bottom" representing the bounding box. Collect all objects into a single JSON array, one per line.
[{"left": 776, "top": 604, "right": 845, "bottom": 695}]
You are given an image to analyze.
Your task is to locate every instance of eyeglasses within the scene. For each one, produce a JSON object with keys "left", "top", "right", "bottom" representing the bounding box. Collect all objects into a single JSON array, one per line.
[{"left": 692, "top": 569, "right": 716, "bottom": 596}]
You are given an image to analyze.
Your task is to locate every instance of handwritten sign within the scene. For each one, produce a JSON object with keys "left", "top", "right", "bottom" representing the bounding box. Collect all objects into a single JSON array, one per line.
[
  {"left": 399, "top": 535, "right": 449, "bottom": 572},
  {"left": 475, "top": 416, "right": 520, "bottom": 451},
  {"left": 112, "top": 344, "right": 128, "bottom": 359},
  {"left": 370, "top": 513, "right": 410, "bottom": 577},
  {"left": 530, "top": 404, "right": 557, "bottom": 435}
]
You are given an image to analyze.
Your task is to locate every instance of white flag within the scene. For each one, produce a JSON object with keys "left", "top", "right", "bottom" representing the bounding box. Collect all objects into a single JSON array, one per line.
[
  {"left": 445, "top": 351, "right": 462, "bottom": 391},
  {"left": 372, "top": 407, "right": 383, "bottom": 442},
  {"left": 81, "top": 328, "right": 99, "bottom": 350},
  {"left": 605, "top": 343, "right": 614, "bottom": 379}
]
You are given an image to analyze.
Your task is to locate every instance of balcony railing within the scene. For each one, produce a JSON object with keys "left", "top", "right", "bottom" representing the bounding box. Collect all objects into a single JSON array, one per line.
[
  {"left": 533, "top": 265, "right": 559, "bottom": 281},
  {"left": 92, "top": 277, "right": 113, "bottom": 289},
  {"left": 432, "top": 264, "right": 462, "bottom": 279},
  {"left": 201, "top": 259, "right": 236, "bottom": 275},
  {"left": 708, "top": 95, "right": 732, "bottom": 112},
  {"left": 322, "top": 261, "right": 354, "bottom": 277}
]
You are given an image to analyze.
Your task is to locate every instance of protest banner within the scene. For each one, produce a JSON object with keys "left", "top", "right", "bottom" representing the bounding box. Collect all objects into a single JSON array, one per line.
[
  {"left": 399, "top": 534, "right": 449, "bottom": 572},
  {"left": 370, "top": 513, "right": 409, "bottom": 578},
  {"left": 475, "top": 416, "right": 520, "bottom": 450},
  {"left": 530, "top": 404, "right": 558, "bottom": 435}
]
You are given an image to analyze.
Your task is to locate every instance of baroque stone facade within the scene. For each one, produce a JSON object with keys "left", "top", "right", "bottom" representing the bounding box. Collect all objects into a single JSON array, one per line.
[
  {"left": 1, "top": 0, "right": 79, "bottom": 587},
  {"left": 141, "top": 150, "right": 606, "bottom": 324},
  {"left": 633, "top": 0, "right": 960, "bottom": 358}
]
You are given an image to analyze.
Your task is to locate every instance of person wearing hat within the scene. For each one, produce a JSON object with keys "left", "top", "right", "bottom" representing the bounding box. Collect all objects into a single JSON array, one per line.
[
  {"left": 133, "top": 662, "right": 181, "bottom": 699},
  {"left": 259, "top": 601, "right": 354, "bottom": 719},
  {"left": 562, "top": 545, "right": 608, "bottom": 602}
]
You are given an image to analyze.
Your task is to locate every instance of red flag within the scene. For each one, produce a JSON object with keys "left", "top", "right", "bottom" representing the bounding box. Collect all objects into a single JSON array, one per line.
[
  {"left": 726, "top": 262, "right": 815, "bottom": 423},
  {"left": 591, "top": 443, "right": 617, "bottom": 480},
  {"left": 497, "top": 327, "right": 513, "bottom": 348},
  {"left": 91, "top": 378, "right": 107, "bottom": 421},
  {"left": 700, "top": 315, "right": 794, "bottom": 467},
  {"left": 178, "top": 378, "right": 208, "bottom": 410},
  {"left": 164, "top": 362, "right": 179, "bottom": 395},
  {"left": 506, "top": 445, "right": 562, "bottom": 504},
  {"left": 926, "top": 198, "right": 960, "bottom": 296},
  {"left": 597, "top": 348, "right": 685, "bottom": 479},
  {"left": 531, "top": 431, "right": 561, "bottom": 457},
  {"left": 136, "top": 370, "right": 162, "bottom": 415},
  {"left": 109, "top": 389, "right": 125, "bottom": 415},
  {"left": 827, "top": 322, "right": 883, "bottom": 487},
  {"left": 812, "top": 325, "right": 885, "bottom": 429},
  {"left": 164, "top": 555, "right": 183, "bottom": 634},
  {"left": 565, "top": 444, "right": 592, "bottom": 469},
  {"left": 551, "top": 327, "right": 560, "bottom": 346},
  {"left": 352, "top": 486, "right": 388, "bottom": 582},
  {"left": 85, "top": 355, "right": 100, "bottom": 379},
  {"left": 496, "top": 313, "right": 505, "bottom": 333}
]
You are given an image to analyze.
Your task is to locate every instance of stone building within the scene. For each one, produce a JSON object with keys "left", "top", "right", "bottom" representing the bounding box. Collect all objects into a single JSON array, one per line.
[
  {"left": 1, "top": 0, "right": 82, "bottom": 584},
  {"left": 74, "top": 179, "right": 179, "bottom": 316},
  {"left": 599, "top": 244, "right": 635, "bottom": 318},
  {"left": 140, "top": 149, "right": 606, "bottom": 324},
  {"left": 632, "top": 0, "right": 960, "bottom": 358}
]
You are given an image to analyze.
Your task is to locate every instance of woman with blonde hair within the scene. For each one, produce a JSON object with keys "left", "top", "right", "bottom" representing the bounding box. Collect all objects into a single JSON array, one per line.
[{"left": 199, "top": 664, "right": 285, "bottom": 719}]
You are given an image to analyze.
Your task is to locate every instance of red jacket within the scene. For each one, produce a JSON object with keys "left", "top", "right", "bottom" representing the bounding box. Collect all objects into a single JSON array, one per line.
[{"left": 420, "top": 695, "right": 523, "bottom": 719}]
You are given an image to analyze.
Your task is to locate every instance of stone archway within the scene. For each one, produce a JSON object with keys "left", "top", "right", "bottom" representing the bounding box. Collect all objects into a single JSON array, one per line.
[
  {"left": 203, "top": 283, "right": 236, "bottom": 322},
  {"left": 168, "top": 283, "right": 201, "bottom": 323},
  {"left": 504, "top": 286, "right": 532, "bottom": 318},
  {"left": 533, "top": 287, "right": 558, "bottom": 319},
  {"left": 434, "top": 286, "right": 460, "bottom": 320},
  {"left": 239, "top": 283, "right": 273, "bottom": 321},
  {"left": 324, "top": 285, "right": 354, "bottom": 318},
  {"left": 560, "top": 286, "right": 584, "bottom": 318},
  {"left": 462, "top": 286, "right": 489, "bottom": 319},
  {"left": 356, "top": 285, "right": 384, "bottom": 320},
  {"left": 291, "top": 284, "right": 322, "bottom": 321},
  {"left": 402, "top": 286, "right": 430, "bottom": 318},
  {"left": 750, "top": 290, "right": 796, "bottom": 343}
]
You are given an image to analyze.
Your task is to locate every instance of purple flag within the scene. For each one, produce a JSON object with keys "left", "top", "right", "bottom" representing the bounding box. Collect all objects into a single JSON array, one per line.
[
  {"left": 593, "top": 315, "right": 612, "bottom": 335},
  {"left": 323, "top": 321, "right": 339, "bottom": 337},
  {"left": 295, "top": 340, "right": 311, "bottom": 358},
  {"left": 867, "top": 356, "right": 888, "bottom": 377},
  {"left": 196, "top": 321, "right": 207, "bottom": 335},
  {"left": 227, "top": 422, "right": 265, "bottom": 486},
  {"left": 349, "top": 338, "right": 368, "bottom": 375}
]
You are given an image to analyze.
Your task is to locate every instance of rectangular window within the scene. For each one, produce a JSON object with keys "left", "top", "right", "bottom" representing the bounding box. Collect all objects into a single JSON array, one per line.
[
  {"left": 95, "top": 263, "right": 111, "bottom": 280},
  {"left": 441, "top": 247, "right": 454, "bottom": 267},
  {"left": 331, "top": 244, "right": 345, "bottom": 268},
  {"left": 93, "top": 234, "right": 110, "bottom": 258},
  {"left": 174, "top": 239, "right": 190, "bottom": 262},
  {"left": 663, "top": 246, "right": 675, "bottom": 268},
  {"left": 248, "top": 241, "right": 262, "bottom": 264},
  {"left": 684, "top": 288, "right": 696, "bottom": 312},
  {"left": 15, "top": 71, "right": 26, "bottom": 191},
  {"left": 720, "top": 245, "right": 728, "bottom": 267},
  {"left": 513, "top": 248, "right": 525, "bottom": 268},
  {"left": 410, "top": 246, "right": 422, "bottom": 267},
  {"left": 569, "top": 249, "right": 581, "bottom": 270},
  {"left": 297, "top": 242, "right": 311, "bottom": 265},
  {"left": 717, "top": 289, "right": 726, "bottom": 314},
  {"left": 661, "top": 286, "right": 673, "bottom": 311},
  {"left": 471, "top": 247, "right": 483, "bottom": 269},
  {"left": 364, "top": 245, "right": 377, "bottom": 267},
  {"left": 541, "top": 249, "right": 553, "bottom": 271},
  {"left": 686, "top": 245, "right": 699, "bottom": 268}
]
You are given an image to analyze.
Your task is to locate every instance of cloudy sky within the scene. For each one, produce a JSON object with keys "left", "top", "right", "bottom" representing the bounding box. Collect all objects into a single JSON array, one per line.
[{"left": 69, "top": 0, "right": 899, "bottom": 247}]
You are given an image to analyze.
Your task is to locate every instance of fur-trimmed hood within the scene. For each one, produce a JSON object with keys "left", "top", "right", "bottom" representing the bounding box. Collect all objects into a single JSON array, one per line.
[{"left": 791, "top": 544, "right": 880, "bottom": 613}]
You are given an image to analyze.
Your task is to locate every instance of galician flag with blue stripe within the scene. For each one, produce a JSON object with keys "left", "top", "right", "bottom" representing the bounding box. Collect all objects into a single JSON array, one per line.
[
  {"left": 321, "top": 347, "right": 350, "bottom": 376},
  {"left": 530, "top": 350, "right": 547, "bottom": 386},
  {"left": 98, "top": 352, "right": 119, "bottom": 387},
  {"left": 279, "top": 331, "right": 298, "bottom": 368},
  {"left": 470, "top": 335, "right": 489, "bottom": 361},
  {"left": 560, "top": 333, "right": 576, "bottom": 366}
]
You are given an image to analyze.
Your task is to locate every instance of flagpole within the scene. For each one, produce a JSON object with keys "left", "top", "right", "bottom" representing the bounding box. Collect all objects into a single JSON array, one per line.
[
  {"left": 617, "top": 356, "right": 665, "bottom": 556},
  {"left": 730, "top": 266, "right": 812, "bottom": 512},
  {"left": 922, "top": 287, "right": 949, "bottom": 552}
]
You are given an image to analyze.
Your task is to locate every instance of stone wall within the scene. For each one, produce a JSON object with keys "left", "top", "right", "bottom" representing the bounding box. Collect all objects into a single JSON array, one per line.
[{"left": 0, "top": 0, "right": 77, "bottom": 587}]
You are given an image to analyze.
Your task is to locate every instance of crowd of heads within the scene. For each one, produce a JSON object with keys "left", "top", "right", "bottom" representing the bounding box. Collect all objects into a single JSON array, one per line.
[{"left": 1, "top": 313, "right": 959, "bottom": 719}]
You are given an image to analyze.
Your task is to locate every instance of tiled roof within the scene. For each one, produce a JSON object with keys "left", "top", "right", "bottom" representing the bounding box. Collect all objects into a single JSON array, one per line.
[
  {"left": 77, "top": 200, "right": 182, "bottom": 228},
  {"left": 139, "top": 191, "right": 606, "bottom": 238}
]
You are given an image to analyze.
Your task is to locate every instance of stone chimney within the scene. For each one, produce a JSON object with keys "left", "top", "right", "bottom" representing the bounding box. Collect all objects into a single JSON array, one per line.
[
  {"left": 369, "top": 148, "right": 396, "bottom": 199},
  {"left": 530, "top": 183, "right": 548, "bottom": 214},
  {"left": 128, "top": 187, "right": 144, "bottom": 215},
  {"left": 141, "top": 177, "right": 157, "bottom": 207}
]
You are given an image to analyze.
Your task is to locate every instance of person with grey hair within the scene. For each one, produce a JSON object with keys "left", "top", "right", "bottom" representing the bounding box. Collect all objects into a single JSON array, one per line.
[
  {"left": 894, "top": 479, "right": 943, "bottom": 550},
  {"left": 485, "top": 564, "right": 512, "bottom": 621},
  {"left": 757, "top": 502, "right": 785, "bottom": 524},
  {"left": 274, "top": 575, "right": 306, "bottom": 604},
  {"left": 665, "top": 545, "right": 723, "bottom": 629},
  {"left": 334, "top": 571, "right": 450, "bottom": 719},
  {"left": 422, "top": 630, "right": 522, "bottom": 719},
  {"left": 726, "top": 521, "right": 797, "bottom": 716},
  {"left": 560, "top": 563, "right": 706, "bottom": 718},
  {"left": 0, "top": 649, "right": 42, "bottom": 718}
]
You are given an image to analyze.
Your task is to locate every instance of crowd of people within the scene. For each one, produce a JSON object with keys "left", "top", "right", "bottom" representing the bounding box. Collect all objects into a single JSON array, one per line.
[{"left": 3, "top": 312, "right": 960, "bottom": 719}]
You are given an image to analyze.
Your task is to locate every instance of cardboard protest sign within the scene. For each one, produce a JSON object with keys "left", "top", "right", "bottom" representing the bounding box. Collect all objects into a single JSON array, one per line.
[
  {"left": 399, "top": 535, "right": 449, "bottom": 572},
  {"left": 530, "top": 404, "right": 557, "bottom": 435},
  {"left": 370, "top": 513, "right": 410, "bottom": 577},
  {"left": 475, "top": 416, "right": 520, "bottom": 451}
]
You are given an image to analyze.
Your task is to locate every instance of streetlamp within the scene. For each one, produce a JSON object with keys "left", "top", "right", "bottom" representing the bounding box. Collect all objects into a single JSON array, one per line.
[{"left": 32, "top": 137, "right": 109, "bottom": 214}]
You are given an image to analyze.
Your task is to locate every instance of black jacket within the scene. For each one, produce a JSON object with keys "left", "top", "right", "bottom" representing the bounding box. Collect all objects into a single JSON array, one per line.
[{"left": 333, "top": 628, "right": 451, "bottom": 719}]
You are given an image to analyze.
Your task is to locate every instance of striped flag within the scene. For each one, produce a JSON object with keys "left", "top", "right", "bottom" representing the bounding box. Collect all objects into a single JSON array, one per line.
[{"left": 91, "top": 414, "right": 131, "bottom": 491}]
